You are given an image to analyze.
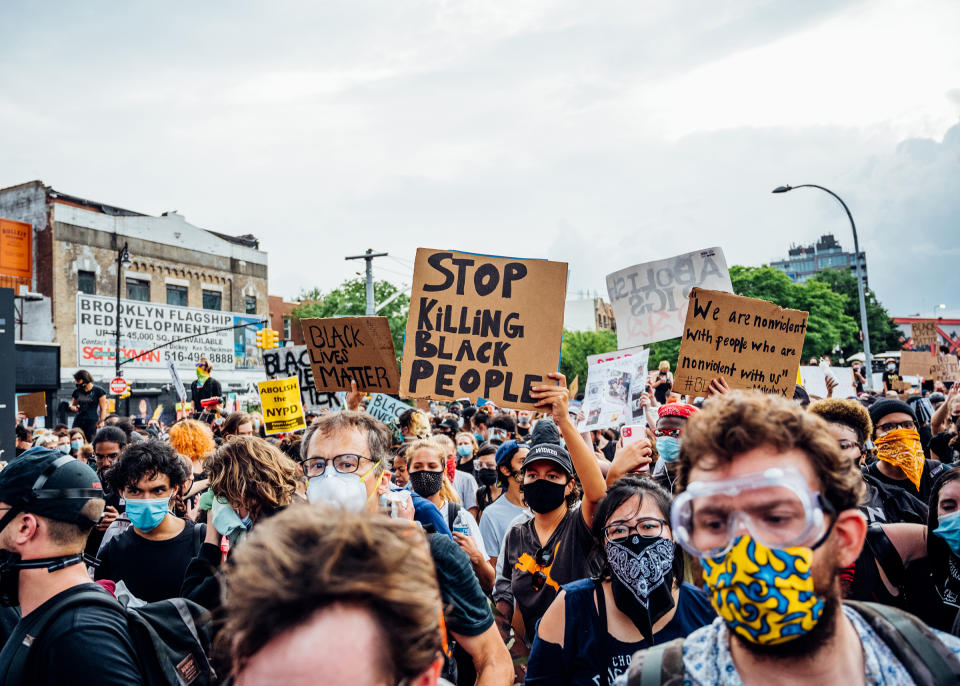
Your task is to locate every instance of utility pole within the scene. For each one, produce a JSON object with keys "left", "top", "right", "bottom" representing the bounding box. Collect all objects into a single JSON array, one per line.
[
  {"left": 115, "top": 242, "right": 130, "bottom": 377},
  {"left": 345, "top": 249, "right": 388, "bottom": 315}
]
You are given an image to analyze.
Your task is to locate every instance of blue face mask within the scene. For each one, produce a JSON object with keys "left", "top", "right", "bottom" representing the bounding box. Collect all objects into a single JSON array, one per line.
[
  {"left": 456, "top": 445, "right": 473, "bottom": 458},
  {"left": 125, "top": 497, "right": 170, "bottom": 532},
  {"left": 71, "top": 440, "right": 83, "bottom": 451},
  {"left": 58, "top": 444, "right": 71, "bottom": 455},
  {"left": 657, "top": 436, "right": 681, "bottom": 463},
  {"left": 934, "top": 511, "right": 960, "bottom": 556}
]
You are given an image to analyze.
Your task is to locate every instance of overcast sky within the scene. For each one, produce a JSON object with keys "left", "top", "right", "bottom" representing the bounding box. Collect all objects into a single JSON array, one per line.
[{"left": 2, "top": 0, "right": 958, "bottom": 317}]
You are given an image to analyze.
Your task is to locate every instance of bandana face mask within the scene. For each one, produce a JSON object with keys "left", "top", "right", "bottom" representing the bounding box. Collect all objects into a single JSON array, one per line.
[
  {"left": 874, "top": 428, "right": 924, "bottom": 490},
  {"left": 196, "top": 366, "right": 210, "bottom": 385},
  {"left": 605, "top": 535, "right": 676, "bottom": 643},
  {"left": 702, "top": 535, "right": 824, "bottom": 645}
]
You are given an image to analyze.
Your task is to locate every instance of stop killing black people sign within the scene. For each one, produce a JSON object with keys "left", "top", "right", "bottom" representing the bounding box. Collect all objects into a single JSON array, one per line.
[
  {"left": 400, "top": 248, "right": 568, "bottom": 410},
  {"left": 299, "top": 316, "right": 400, "bottom": 393},
  {"left": 673, "top": 288, "right": 808, "bottom": 398}
]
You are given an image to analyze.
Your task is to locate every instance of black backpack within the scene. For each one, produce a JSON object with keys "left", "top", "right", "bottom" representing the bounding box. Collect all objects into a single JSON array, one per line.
[
  {"left": 6, "top": 587, "right": 216, "bottom": 686},
  {"left": 624, "top": 601, "right": 960, "bottom": 686}
]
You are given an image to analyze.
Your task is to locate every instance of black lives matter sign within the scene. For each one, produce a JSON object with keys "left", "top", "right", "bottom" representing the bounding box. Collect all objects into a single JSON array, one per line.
[
  {"left": 300, "top": 317, "right": 400, "bottom": 393},
  {"left": 400, "top": 248, "right": 567, "bottom": 410}
]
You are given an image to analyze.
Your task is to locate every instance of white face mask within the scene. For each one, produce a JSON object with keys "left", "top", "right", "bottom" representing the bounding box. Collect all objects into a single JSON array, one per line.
[{"left": 306, "top": 466, "right": 377, "bottom": 512}]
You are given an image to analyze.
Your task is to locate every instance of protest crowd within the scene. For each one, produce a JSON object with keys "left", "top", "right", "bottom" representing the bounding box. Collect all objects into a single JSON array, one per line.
[{"left": 5, "top": 248, "right": 960, "bottom": 686}]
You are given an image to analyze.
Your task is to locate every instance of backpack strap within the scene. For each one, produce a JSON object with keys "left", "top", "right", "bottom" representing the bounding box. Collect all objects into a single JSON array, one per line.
[
  {"left": 864, "top": 523, "right": 905, "bottom": 593},
  {"left": 4, "top": 589, "right": 127, "bottom": 684},
  {"left": 625, "top": 637, "right": 685, "bottom": 686},
  {"left": 846, "top": 600, "right": 960, "bottom": 686},
  {"left": 594, "top": 579, "right": 610, "bottom": 686},
  {"left": 192, "top": 522, "right": 206, "bottom": 554}
]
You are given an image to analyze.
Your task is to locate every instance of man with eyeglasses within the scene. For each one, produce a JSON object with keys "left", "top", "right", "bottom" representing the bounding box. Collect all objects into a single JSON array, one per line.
[
  {"left": 85, "top": 426, "right": 129, "bottom": 556},
  {"left": 300, "top": 411, "right": 512, "bottom": 686},
  {"left": 864, "top": 399, "right": 950, "bottom": 503},
  {"left": 649, "top": 404, "right": 697, "bottom": 493},
  {"left": 616, "top": 392, "right": 960, "bottom": 686}
]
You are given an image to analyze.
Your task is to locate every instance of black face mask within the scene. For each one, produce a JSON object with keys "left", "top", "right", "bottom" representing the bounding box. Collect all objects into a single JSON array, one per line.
[
  {"left": 605, "top": 535, "right": 676, "bottom": 644},
  {"left": 0, "top": 549, "right": 94, "bottom": 607},
  {"left": 476, "top": 468, "right": 498, "bottom": 487},
  {"left": 409, "top": 470, "right": 444, "bottom": 498},
  {"left": 522, "top": 479, "right": 567, "bottom": 514}
]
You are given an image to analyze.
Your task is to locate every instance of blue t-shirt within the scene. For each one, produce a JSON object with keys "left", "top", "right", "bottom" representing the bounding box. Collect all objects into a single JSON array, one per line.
[
  {"left": 392, "top": 487, "right": 451, "bottom": 537},
  {"left": 526, "top": 578, "right": 715, "bottom": 686}
]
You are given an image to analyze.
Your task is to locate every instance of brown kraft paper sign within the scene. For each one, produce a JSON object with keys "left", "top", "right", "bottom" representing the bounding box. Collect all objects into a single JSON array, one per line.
[{"left": 300, "top": 316, "right": 400, "bottom": 393}]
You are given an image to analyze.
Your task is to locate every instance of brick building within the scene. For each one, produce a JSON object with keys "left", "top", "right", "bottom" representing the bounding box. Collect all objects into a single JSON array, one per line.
[{"left": 0, "top": 180, "right": 269, "bottom": 422}]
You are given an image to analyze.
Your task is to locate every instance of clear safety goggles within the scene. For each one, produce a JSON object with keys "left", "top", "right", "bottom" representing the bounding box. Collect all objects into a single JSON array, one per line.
[{"left": 670, "top": 467, "right": 835, "bottom": 558}]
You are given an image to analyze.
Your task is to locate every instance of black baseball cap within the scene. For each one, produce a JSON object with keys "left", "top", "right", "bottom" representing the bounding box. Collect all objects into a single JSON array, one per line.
[
  {"left": 521, "top": 443, "right": 574, "bottom": 476},
  {"left": 437, "top": 418, "right": 460, "bottom": 435},
  {"left": 0, "top": 448, "right": 103, "bottom": 529}
]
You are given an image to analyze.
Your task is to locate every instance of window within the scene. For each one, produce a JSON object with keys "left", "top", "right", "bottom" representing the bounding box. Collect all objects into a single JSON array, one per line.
[
  {"left": 126, "top": 278, "right": 150, "bottom": 302},
  {"left": 202, "top": 289, "right": 222, "bottom": 311},
  {"left": 166, "top": 284, "right": 188, "bottom": 307},
  {"left": 77, "top": 270, "right": 96, "bottom": 295},
  {"left": 245, "top": 295, "right": 257, "bottom": 314},
  {"left": 283, "top": 316, "right": 292, "bottom": 341}
]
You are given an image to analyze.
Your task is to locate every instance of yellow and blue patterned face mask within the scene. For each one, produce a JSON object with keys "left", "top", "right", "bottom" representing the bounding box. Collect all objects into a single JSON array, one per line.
[{"left": 701, "top": 535, "right": 824, "bottom": 645}]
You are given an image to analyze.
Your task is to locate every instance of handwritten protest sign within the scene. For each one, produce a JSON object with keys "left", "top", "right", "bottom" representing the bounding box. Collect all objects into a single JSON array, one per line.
[
  {"left": 606, "top": 247, "right": 733, "bottom": 348},
  {"left": 263, "top": 345, "right": 341, "bottom": 413},
  {"left": 300, "top": 317, "right": 400, "bottom": 393},
  {"left": 912, "top": 321, "right": 938, "bottom": 350},
  {"left": 578, "top": 346, "right": 650, "bottom": 431},
  {"left": 899, "top": 350, "right": 936, "bottom": 377},
  {"left": 16, "top": 392, "right": 46, "bottom": 418},
  {"left": 257, "top": 377, "right": 306, "bottom": 434},
  {"left": 931, "top": 354, "right": 960, "bottom": 383},
  {"left": 400, "top": 248, "right": 568, "bottom": 410},
  {"left": 673, "top": 288, "right": 808, "bottom": 398},
  {"left": 366, "top": 393, "right": 410, "bottom": 425}
]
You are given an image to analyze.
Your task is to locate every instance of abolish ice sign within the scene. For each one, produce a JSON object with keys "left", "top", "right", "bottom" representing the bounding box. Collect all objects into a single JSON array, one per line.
[{"left": 400, "top": 248, "right": 568, "bottom": 410}]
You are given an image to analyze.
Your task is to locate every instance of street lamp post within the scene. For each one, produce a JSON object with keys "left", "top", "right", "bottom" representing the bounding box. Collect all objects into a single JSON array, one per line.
[
  {"left": 115, "top": 242, "right": 131, "bottom": 377},
  {"left": 772, "top": 184, "right": 873, "bottom": 390}
]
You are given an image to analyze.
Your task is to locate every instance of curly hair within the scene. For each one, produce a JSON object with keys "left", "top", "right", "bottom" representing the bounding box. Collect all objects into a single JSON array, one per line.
[
  {"left": 168, "top": 419, "right": 216, "bottom": 467},
  {"left": 109, "top": 439, "right": 189, "bottom": 493},
  {"left": 808, "top": 398, "right": 873, "bottom": 444},
  {"left": 678, "top": 391, "right": 865, "bottom": 512},
  {"left": 205, "top": 436, "right": 298, "bottom": 521},
  {"left": 222, "top": 506, "right": 442, "bottom": 681}
]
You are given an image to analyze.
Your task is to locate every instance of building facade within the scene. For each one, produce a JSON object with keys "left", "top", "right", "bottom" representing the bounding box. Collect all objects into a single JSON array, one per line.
[
  {"left": 769, "top": 233, "right": 868, "bottom": 285},
  {"left": 268, "top": 294, "right": 305, "bottom": 345},
  {"left": 0, "top": 180, "right": 269, "bottom": 423}
]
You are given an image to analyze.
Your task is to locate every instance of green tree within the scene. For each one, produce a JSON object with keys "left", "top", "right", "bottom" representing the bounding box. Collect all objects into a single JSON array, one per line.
[
  {"left": 647, "top": 337, "right": 682, "bottom": 372},
  {"left": 560, "top": 329, "right": 618, "bottom": 393},
  {"left": 291, "top": 278, "right": 410, "bottom": 359},
  {"left": 808, "top": 269, "right": 901, "bottom": 357},
  {"left": 728, "top": 265, "right": 859, "bottom": 361}
]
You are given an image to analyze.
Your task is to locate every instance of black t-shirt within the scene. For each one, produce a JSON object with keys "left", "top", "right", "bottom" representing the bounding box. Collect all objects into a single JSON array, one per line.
[
  {"left": 71, "top": 385, "right": 106, "bottom": 424},
  {"left": 0, "top": 583, "right": 143, "bottom": 685},
  {"left": 653, "top": 373, "right": 672, "bottom": 405},
  {"left": 502, "top": 507, "right": 597, "bottom": 643},
  {"left": 863, "top": 459, "right": 949, "bottom": 503},
  {"left": 190, "top": 377, "right": 222, "bottom": 409},
  {"left": 882, "top": 371, "right": 901, "bottom": 391},
  {"left": 428, "top": 532, "right": 494, "bottom": 638},
  {"left": 95, "top": 519, "right": 204, "bottom": 603}
]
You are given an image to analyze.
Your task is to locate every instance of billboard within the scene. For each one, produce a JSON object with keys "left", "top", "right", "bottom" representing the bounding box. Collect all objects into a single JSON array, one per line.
[
  {"left": 0, "top": 218, "right": 32, "bottom": 282},
  {"left": 76, "top": 293, "right": 263, "bottom": 369}
]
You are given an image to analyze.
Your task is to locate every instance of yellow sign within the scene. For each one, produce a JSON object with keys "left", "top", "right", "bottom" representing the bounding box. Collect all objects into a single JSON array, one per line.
[{"left": 257, "top": 376, "right": 306, "bottom": 435}]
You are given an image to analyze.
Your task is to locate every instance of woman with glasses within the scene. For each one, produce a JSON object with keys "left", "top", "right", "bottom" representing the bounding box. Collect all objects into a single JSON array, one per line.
[
  {"left": 406, "top": 437, "right": 495, "bottom": 592},
  {"left": 525, "top": 477, "right": 714, "bottom": 686}
]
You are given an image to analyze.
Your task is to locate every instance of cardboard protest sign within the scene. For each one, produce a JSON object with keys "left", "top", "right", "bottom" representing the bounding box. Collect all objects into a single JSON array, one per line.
[
  {"left": 673, "top": 288, "right": 808, "bottom": 398},
  {"left": 300, "top": 317, "right": 400, "bottom": 394},
  {"left": 16, "top": 391, "right": 45, "bottom": 418},
  {"left": 263, "top": 345, "right": 341, "bottom": 413},
  {"left": 400, "top": 248, "right": 568, "bottom": 410},
  {"left": 366, "top": 394, "right": 410, "bottom": 425},
  {"left": 606, "top": 247, "right": 733, "bottom": 348},
  {"left": 899, "top": 351, "right": 936, "bottom": 378},
  {"left": 167, "top": 360, "right": 187, "bottom": 403},
  {"left": 578, "top": 346, "right": 650, "bottom": 431},
  {"left": 912, "top": 321, "right": 938, "bottom": 349},
  {"left": 798, "top": 366, "right": 857, "bottom": 399},
  {"left": 931, "top": 354, "right": 960, "bottom": 383},
  {"left": 568, "top": 376, "right": 579, "bottom": 399},
  {"left": 257, "top": 377, "right": 307, "bottom": 434}
]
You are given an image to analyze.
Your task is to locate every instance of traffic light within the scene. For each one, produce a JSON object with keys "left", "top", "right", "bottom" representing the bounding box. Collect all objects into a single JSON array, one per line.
[{"left": 256, "top": 328, "right": 279, "bottom": 350}]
